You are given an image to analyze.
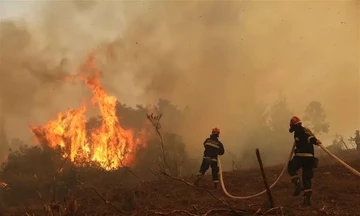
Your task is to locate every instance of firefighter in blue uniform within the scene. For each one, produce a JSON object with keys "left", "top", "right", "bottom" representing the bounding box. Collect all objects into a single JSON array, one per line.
[
  {"left": 288, "top": 116, "right": 321, "bottom": 206},
  {"left": 194, "top": 128, "right": 225, "bottom": 189}
]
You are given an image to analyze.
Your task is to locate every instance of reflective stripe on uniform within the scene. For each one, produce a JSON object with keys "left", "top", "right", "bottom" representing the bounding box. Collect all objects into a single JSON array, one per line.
[
  {"left": 295, "top": 153, "right": 314, "bottom": 157},
  {"left": 307, "top": 135, "right": 314, "bottom": 143},
  {"left": 204, "top": 142, "right": 220, "bottom": 148},
  {"left": 304, "top": 189, "right": 312, "bottom": 192},
  {"left": 203, "top": 156, "right": 217, "bottom": 162}
]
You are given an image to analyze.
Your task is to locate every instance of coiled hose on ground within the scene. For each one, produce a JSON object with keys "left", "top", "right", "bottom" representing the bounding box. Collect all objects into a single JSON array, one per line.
[{"left": 218, "top": 143, "right": 360, "bottom": 200}]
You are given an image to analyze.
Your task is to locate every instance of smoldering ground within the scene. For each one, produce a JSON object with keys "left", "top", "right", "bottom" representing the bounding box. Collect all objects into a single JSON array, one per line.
[{"left": 0, "top": 0, "right": 359, "bottom": 168}]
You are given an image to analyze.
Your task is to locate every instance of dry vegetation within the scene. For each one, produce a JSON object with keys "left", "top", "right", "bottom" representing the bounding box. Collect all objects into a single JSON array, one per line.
[{"left": 1, "top": 105, "right": 359, "bottom": 216}]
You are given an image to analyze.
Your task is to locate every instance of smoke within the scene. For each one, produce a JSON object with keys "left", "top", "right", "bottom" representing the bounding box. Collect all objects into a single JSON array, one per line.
[
  {"left": 0, "top": 1, "right": 359, "bottom": 167},
  {"left": 90, "top": 1, "right": 360, "bottom": 158}
]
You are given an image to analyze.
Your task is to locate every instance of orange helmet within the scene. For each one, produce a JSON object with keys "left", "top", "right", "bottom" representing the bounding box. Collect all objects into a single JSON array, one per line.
[
  {"left": 290, "top": 116, "right": 302, "bottom": 127},
  {"left": 212, "top": 127, "right": 220, "bottom": 135}
]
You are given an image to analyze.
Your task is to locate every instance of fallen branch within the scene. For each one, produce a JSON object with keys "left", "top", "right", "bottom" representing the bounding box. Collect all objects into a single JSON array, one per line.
[
  {"left": 120, "top": 160, "right": 141, "bottom": 181},
  {"left": 154, "top": 208, "right": 233, "bottom": 216},
  {"left": 117, "top": 151, "right": 142, "bottom": 181},
  {"left": 148, "top": 166, "right": 162, "bottom": 179},
  {"left": 92, "top": 186, "right": 125, "bottom": 214},
  {"left": 154, "top": 209, "right": 197, "bottom": 216},
  {"left": 157, "top": 169, "right": 247, "bottom": 215},
  {"left": 77, "top": 180, "right": 125, "bottom": 214},
  {"left": 277, "top": 202, "right": 285, "bottom": 216},
  {"left": 262, "top": 206, "right": 281, "bottom": 215}
]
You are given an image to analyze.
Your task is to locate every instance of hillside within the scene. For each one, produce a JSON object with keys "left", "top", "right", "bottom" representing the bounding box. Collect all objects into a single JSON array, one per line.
[{"left": 2, "top": 151, "right": 360, "bottom": 216}]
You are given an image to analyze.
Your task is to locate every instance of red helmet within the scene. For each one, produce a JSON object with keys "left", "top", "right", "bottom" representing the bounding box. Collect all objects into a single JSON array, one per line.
[
  {"left": 212, "top": 127, "right": 220, "bottom": 135},
  {"left": 290, "top": 116, "right": 302, "bottom": 127}
]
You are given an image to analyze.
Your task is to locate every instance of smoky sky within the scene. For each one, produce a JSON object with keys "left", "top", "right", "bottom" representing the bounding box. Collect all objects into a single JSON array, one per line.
[{"left": 0, "top": 1, "right": 359, "bottom": 166}]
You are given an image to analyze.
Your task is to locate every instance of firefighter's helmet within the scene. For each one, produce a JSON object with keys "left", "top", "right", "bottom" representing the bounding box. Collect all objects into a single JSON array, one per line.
[
  {"left": 290, "top": 116, "right": 302, "bottom": 127},
  {"left": 212, "top": 127, "right": 220, "bottom": 135}
]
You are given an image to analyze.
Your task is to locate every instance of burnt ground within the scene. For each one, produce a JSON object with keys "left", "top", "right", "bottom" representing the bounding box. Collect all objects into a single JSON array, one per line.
[{"left": 2, "top": 151, "right": 360, "bottom": 216}]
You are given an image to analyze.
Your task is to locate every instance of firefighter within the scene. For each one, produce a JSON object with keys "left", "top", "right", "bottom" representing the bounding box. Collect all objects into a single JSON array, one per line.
[
  {"left": 194, "top": 127, "right": 225, "bottom": 189},
  {"left": 288, "top": 116, "right": 321, "bottom": 206}
]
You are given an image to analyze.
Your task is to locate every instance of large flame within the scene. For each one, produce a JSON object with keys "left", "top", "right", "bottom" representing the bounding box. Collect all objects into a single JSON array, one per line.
[{"left": 30, "top": 54, "right": 145, "bottom": 170}]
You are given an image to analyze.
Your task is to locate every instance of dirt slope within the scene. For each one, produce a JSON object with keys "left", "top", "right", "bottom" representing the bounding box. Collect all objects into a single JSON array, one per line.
[
  {"left": 3, "top": 152, "right": 360, "bottom": 216},
  {"left": 131, "top": 159, "right": 360, "bottom": 216}
]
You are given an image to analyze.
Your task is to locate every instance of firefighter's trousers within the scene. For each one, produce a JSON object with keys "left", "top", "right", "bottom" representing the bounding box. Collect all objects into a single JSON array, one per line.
[
  {"left": 288, "top": 155, "right": 314, "bottom": 192},
  {"left": 197, "top": 157, "right": 219, "bottom": 183}
]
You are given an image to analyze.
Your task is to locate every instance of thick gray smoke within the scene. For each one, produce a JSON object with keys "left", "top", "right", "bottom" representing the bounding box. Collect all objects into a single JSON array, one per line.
[{"left": 0, "top": 1, "right": 359, "bottom": 167}]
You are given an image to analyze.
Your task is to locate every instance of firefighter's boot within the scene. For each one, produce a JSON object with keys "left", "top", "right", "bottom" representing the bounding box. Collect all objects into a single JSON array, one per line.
[
  {"left": 303, "top": 190, "right": 312, "bottom": 206},
  {"left": 194, "top": 174, "right": 203, "bottom": 187},
  {"left": 291, "top": 176, "right": 303, "bottom": 196},
  {"left": 213, "top": 182, "right": 218, "bottom": 190}
]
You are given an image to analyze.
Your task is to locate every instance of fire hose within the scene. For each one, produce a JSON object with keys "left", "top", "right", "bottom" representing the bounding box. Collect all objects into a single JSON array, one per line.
[
  {"left": 218, "top": 143, "right": 360, "bottom": 200},
  {"left": 217, "top": 143, "right": 295, "bottom": 200},
  {"left": 318, "top": 144, "right": 360, "bottom": 177}
]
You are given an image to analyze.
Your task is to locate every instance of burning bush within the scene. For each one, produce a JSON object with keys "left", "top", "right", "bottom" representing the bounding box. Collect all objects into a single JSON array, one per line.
[
  {"left": 0, "top": 129, "right": 191, "bottom": 208},
  {"left": 29, "top": 55, "right": 148, "bottom": 171},
  {"left": 0, "top": 97, "right": 191, "bottom": 209},
  {"left": 0, "top": 53, "right": 194, "bottom": 212}
]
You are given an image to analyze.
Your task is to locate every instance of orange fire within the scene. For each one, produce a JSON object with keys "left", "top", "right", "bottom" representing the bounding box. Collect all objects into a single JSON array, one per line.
[{"left": 30, "top": 54, "right": 146, "bottom": 170}]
